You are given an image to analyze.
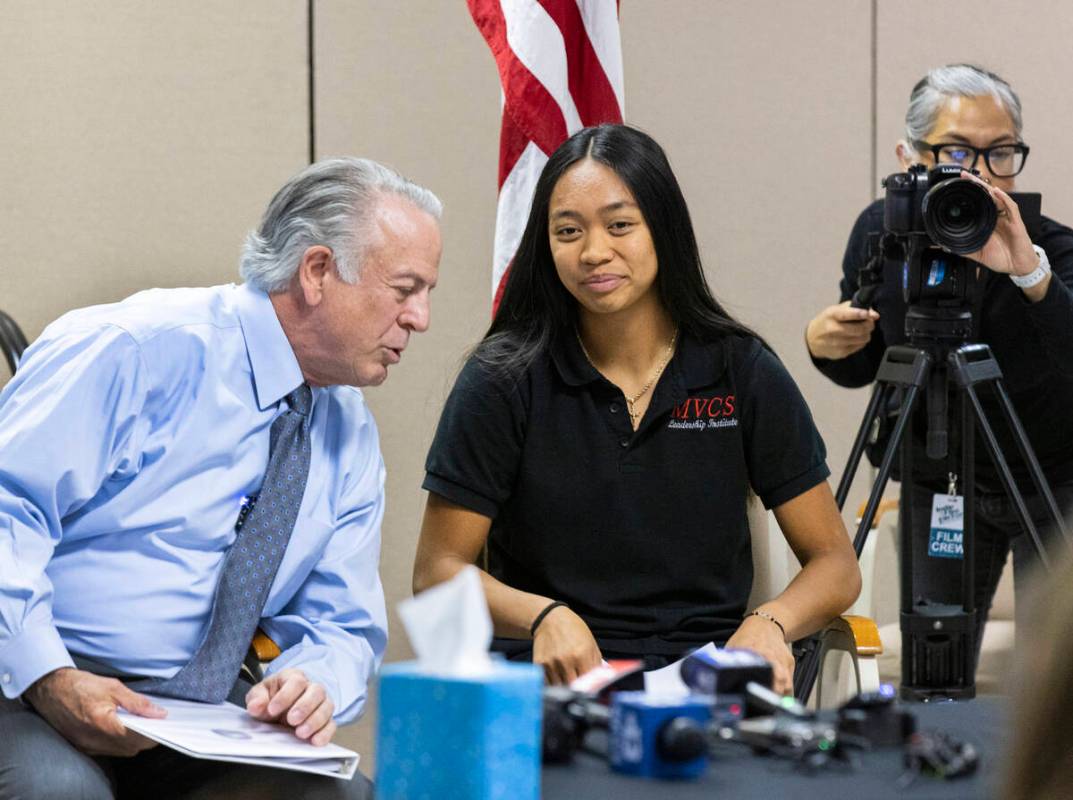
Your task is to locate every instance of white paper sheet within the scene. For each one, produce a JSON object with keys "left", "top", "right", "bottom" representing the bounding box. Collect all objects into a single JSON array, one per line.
[
  {"left": 642, "top": 642, "right": 720, "bottom": 695},
  {"left": 117, "top": 696, "right": 359, "bottom": 780}
]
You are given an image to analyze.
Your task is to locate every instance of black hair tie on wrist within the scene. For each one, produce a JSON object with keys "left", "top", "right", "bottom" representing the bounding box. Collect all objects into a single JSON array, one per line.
[{"left": 530, "top": 601, "right": 569, "bottom": 637}]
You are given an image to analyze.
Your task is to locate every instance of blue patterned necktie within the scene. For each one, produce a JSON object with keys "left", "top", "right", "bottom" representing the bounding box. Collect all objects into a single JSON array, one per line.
[{"left": 136, "top": 384, "right": 313, "bottom": 702}]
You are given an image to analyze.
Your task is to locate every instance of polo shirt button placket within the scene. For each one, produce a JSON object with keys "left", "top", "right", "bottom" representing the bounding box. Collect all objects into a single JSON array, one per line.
[
  {"left": 619, "top": 436, "right": 630, "bottom": 449},
  {"left": 609, "top": 401, "right": 621, "bottom": 414}
]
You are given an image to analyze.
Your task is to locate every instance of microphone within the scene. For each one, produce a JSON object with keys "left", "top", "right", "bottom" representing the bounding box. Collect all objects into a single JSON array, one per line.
[
  {"left": 541, "top": 686, "right": 611, "bottom": 764},
  {"left": 680, "top": 647, "right": 773, "bottom": 697},
  {"left": 837, "top": 684, "right": 916, "bottom": 748},
  {"left": 609, "top": 691, "right": 712, "bottom": 780},
  {"left": 742, "top": 680, "right": 811, "bottom": 719}
]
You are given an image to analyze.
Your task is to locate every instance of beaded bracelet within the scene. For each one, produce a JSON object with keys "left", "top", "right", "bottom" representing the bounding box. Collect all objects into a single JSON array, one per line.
[
  {"left": 747, "top": 609, "right": 787, "bottom": 640},
  {"left": 530, "top": 601, "right": 569, "bottom": 637}
]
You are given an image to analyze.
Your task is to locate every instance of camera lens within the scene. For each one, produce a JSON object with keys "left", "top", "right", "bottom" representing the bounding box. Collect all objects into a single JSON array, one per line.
[{"left": 922, "top": 178, "right": 997, "bottom": 254}]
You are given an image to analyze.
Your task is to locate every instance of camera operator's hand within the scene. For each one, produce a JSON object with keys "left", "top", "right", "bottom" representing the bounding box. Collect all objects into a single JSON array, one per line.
[
  {"left": 726, "top": 614, "right": 795, "bottom": 695},
  {"left": 960, "top": 170, "right": 1050, "bottom": 300},
  {"left": 532, "top": 605, "right": 603, "bottom": 686},
  {"left": 805, "top": 301, "right": 880, "bottom": 360}
]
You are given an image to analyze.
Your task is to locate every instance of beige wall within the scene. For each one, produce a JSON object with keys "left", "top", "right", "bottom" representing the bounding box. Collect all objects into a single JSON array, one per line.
[
  {"left": 876, "top": 0, "right": 1073, "bottom": 224},
  {"left": 0, "top": 1, "right": 309, "bottom": 338},
  {"left": 4, "top": 0, "right": 1073, "bottom": 771}
]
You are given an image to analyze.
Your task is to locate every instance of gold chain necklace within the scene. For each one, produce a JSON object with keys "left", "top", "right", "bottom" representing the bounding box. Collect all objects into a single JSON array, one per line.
[{"left": 576, "top": 327, "right": 679, "bottom": 428}]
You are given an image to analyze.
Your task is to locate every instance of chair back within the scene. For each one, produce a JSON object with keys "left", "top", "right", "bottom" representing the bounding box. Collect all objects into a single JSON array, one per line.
[
  {"left": 747, "top": 497, "right": 800, "bottom": 610},
  {"left": 0, "top": 310, "right": 28, "bottom": 375}
]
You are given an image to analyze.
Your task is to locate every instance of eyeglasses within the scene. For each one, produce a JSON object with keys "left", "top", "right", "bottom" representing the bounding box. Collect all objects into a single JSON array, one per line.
[{"left": 912, "top": 140, "right": 1030, "bottom": 178}]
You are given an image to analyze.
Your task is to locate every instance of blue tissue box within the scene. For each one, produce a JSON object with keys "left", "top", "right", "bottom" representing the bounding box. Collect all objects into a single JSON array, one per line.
[{"left": 376, "top": 661, "right": 543, "bottom": 800}]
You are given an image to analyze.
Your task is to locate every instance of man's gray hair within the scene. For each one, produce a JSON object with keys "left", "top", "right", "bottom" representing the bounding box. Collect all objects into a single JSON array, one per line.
[
  {"left": 904, "top": 64, "right": 1023, "bottom": 150},
  {"left": 240, "top": 157, "right": 442, "bottom": 292}
]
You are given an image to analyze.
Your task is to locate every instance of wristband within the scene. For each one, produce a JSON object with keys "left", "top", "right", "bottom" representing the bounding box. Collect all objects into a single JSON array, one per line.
[
  {"left": 747, "top": 609, "right": 787, "bottom": 640},
  {"left": 530, "top": 601, "right": 568, "bottom": 636},
  {"left": 1010, "top": 245, "right": 1051, "bottom": 289}
]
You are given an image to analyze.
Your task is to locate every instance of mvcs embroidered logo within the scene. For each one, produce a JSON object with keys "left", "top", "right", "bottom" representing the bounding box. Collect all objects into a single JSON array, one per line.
[{"left": 667, "top": 395, "right": 738, "bottom": 431}]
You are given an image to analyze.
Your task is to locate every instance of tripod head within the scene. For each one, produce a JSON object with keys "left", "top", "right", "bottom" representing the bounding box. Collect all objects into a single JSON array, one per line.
[
  {"left": 852, "top": 230, "right": 985, "bottom": 464},
  {"left": 853, "top": 230, "right": 980, "bottom": 351}
]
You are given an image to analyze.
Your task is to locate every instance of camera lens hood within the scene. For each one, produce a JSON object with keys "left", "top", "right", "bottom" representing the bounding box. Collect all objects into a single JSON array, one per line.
[{"left": 922, "top": 177, "right": 997, "bottom": 255}]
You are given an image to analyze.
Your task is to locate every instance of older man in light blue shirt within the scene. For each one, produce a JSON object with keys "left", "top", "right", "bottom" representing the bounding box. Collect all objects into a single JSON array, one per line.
[{"left": 0, "top": 158, "right": 442, "bottom": 800}]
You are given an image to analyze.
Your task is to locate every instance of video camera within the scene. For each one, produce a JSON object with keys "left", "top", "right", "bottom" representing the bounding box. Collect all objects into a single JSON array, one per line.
[
  {"left": 878, "top": 163, "right": 997, "bottom": 341},
  {"left": 884, "top": 163, "right": 997, "bottom": 258}
]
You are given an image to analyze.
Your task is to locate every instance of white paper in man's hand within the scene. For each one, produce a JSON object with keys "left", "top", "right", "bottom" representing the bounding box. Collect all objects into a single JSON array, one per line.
[{"left": 117, "top": 696, "right": 359, "bottom": 780}]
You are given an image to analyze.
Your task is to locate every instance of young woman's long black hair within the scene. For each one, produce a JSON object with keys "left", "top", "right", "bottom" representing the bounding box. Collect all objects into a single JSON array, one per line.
[{"left": 476, "top": 124, "right": 763, "bottom": 375}]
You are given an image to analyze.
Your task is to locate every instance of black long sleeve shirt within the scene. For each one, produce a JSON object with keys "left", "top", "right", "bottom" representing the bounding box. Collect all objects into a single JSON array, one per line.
[{"left": 812, "top": 199, "right": 1073, "bottom": 492}]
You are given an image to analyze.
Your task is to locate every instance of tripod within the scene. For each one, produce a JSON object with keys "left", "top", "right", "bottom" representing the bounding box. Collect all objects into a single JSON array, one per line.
[{"left": 795, "top": 324, "right": 1072, "bottom": 702}]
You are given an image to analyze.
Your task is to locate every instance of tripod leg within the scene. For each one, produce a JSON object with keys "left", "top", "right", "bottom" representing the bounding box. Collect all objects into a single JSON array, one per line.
[
  {"left": 794, "top": 380, "right": 925, "bottom": 702},
  {"left": 961, "top": 391, "right": 975, "bottom": 617},
  {"left": 853, "top": 384, "right": 922, "bottom": 557},
  {"left": 961, "top": 382, "right": 1052, "bottom": 572},
  {"left": 835, "top": 381, "right": 890, "bottom": 510},
  {"left": 990, "top": 379, "right": 1073, "bottom": 550},
  {"left": 900, "top": 404, "right": 915, "bottom": 617}
]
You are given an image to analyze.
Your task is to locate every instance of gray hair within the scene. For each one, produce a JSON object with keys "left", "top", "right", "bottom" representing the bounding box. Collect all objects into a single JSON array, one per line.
[
  {"left": 904, "top": 64, "right": 1023, "bottom": 152},
  {"left": 240, "top": 157, "right": 442, "bottom": 292}
]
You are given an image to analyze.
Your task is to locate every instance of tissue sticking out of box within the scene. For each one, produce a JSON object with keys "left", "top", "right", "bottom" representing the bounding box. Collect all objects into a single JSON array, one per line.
[{"left": 398, "top": 565, "right": 494, "bottom": 676}]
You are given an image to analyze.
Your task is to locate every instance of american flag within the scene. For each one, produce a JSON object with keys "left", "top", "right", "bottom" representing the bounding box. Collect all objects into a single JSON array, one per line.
[{"left": 467, "top": 0, "right": 625, "bottom": 311}]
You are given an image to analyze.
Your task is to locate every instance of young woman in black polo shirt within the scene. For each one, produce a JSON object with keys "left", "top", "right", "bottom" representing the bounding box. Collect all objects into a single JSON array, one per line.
[{"left": 414, "top": 125, "right": 861, "bottom": 694}]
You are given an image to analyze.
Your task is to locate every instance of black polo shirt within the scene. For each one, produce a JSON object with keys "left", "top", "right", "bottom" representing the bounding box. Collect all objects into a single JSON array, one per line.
[{"left": 423, "top": 331, "right": 829, "bottom": 656}]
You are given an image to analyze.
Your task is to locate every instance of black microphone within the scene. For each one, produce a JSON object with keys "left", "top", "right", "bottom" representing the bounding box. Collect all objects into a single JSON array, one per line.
[{"left": 680, "top": 647, "right": 773, "bottom": 697}]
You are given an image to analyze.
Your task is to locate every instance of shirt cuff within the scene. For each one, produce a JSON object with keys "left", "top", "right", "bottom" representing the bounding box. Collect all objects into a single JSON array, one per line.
[
  {"left": 758, "top": 462, "right": 831, "bottom": 510},
  {"left": 422, "top": 474, "right": 500, "bottom": 520},
  {"left": 262, "top": 644, "right": 349, "bottom": 721},
  {"left": 1022, "top": 268, "right": 1071, "bottom": 312},
  {"left": 0, "top": 623, "right": 75, "bottom": 699}
]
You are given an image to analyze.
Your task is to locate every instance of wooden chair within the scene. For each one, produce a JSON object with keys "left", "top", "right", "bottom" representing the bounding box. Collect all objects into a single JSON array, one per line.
[{"left": 242, "top": 630, "right": 283, "bottom": 683}]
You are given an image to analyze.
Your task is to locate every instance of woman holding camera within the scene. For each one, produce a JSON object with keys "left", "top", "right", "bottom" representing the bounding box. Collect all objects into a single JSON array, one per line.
[
  {"left": 413, "top": 124, "right": 861, "bottom": 694},
  {"left": 805, "top": 64, "right": 1073, "bottom": 656}
]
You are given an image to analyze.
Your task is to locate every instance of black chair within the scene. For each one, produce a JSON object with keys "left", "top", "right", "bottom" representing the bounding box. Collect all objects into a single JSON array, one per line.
[{"left": 0, "top": 310, "right": 28, "bottom": 375}]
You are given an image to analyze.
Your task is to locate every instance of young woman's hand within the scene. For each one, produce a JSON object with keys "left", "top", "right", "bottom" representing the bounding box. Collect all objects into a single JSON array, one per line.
[
  {"left": 531, "top": 605, "right": 603, "bottom": 685},
  {"left": 725, "top": 614, "right": 795, "bottom": 695}
]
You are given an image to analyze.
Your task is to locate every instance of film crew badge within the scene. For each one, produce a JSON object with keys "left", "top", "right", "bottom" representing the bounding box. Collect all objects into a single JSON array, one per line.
[{"left": 929, "top": 475, "right": 964, "bottom": 559}]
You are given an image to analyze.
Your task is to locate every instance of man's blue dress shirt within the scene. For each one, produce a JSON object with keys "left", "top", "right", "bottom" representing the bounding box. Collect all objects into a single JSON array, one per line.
[{"left": 0, "top": 283, "right": 387, "bottom": 723}]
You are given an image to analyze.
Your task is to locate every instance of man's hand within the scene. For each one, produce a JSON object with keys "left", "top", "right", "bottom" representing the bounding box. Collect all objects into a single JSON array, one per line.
[
  {"left": 805, "top": 301, "right": 880, "bottom": 360},
  {"left": 531, "top": 606, "right": 603, "bottom": 685},
  {"left": 24, "top": 667, "right": 165, "bottom": 757},
  {"left": 246, "top": 668, "right": 336, "bottom": 746},
  {"left": 725, "top": 615, "right": 796, "bottom": 695}
]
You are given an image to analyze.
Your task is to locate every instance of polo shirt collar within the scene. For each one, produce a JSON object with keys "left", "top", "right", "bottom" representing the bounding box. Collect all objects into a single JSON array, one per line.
[
  {"left": 670, "top": 331, "right": 728, "bottom": 392},
  {"left": 550, "top": 327, "right": 601, "bottom": 387},
  {"left": 234, "top": 283, "right": 306, "bottom": 411}
]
